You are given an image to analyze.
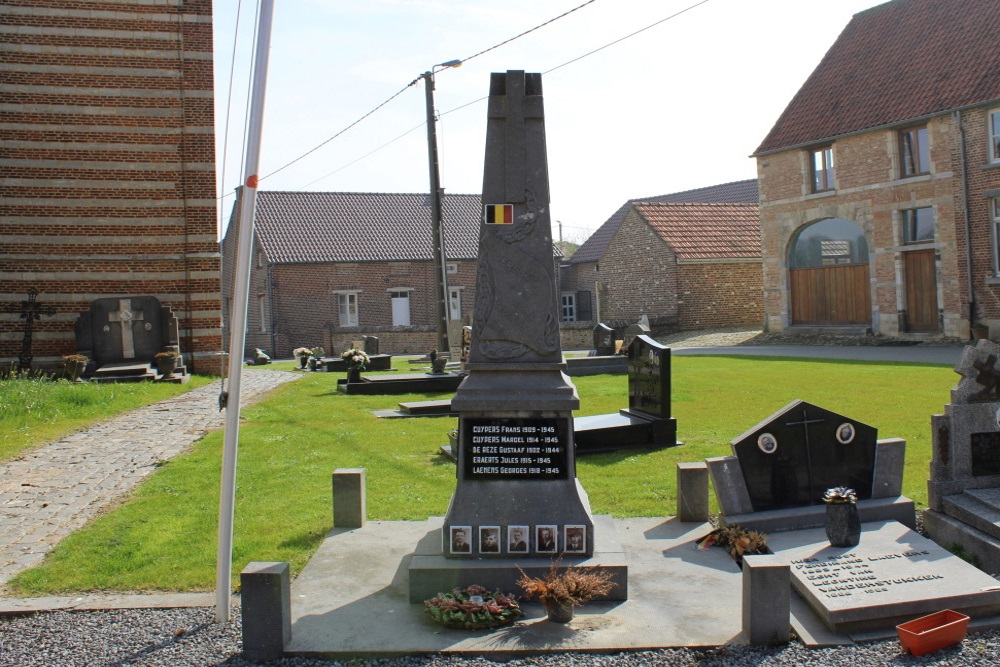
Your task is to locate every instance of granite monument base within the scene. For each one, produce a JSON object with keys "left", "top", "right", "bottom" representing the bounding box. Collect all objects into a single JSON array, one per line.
[
  {"left": 574, "top": 409, "right": 680, "bottom": 454},
  {"left": 86, "top": 361, "right": 157, "bottom": 383},
  {"left": 924, "top": 498, "right": 1000, "bottom": 574},
  {"left": 322, "top": 354, "right": 392, "bottom": 373},
  {"left": 768, "top": 519, "right": 1000, "bottom": 634},
  {"left": 564, "top": 355, "right": 627, "bottom": 377},
  {"left": 718, "top": 496, "right": 916, "bottom": 534},
  {"left": 408, "top": 514, "right": 628, "bottom": 603}
]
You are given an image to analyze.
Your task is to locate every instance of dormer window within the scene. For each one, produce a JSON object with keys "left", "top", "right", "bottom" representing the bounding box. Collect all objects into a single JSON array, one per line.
[
  {"left": 810, "top": 145, "right": 835, "bottom": 192},
  {"left": 899, "top": 125, "right": 929, "bottom": 177}
]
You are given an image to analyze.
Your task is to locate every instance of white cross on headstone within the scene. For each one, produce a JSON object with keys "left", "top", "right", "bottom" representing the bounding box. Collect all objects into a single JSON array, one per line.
[{"left": 108, "top": 298, "right": 144, "bottom": 359}]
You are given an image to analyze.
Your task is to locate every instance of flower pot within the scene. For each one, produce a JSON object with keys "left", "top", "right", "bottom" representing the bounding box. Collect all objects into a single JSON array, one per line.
[
  {"left": 64, "top": 360, "right": 86, "bottom": 382},
  {"left": 298, "top": 356, "right": 309, "bottom": 369},
  {"left": 156, "top": 357, "right": 177, "bottom": 378},
  {"left": 347, "top": 368, "right": 362, "bottom": 384},
  {"left": 543, "top": 599, "right": 574, "bottom": 623},
  {"left": 308, "top": 357, "right": 318, "bottom": 371},
  {"left": 897, "top": 609, "right": 969, "bottom": 656},
  {"left": 825, "top": 502, "right": 861, "bottom": 547}
]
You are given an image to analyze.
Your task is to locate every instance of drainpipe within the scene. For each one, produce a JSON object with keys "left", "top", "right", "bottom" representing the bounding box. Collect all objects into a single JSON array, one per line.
[
  {"left": 956, "top": 110, "right": 975, "bottom": 329},
  {"left": 268, "top": 263, "right": 277, "bottom": 357}
]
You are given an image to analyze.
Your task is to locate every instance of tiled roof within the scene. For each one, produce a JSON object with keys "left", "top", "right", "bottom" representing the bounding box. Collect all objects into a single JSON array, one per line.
[
  {"left": 570, "top": 179, "right": 759, "bottom": 263},
  {"left": 755, "top": 0, "right": 1000, "bottom": 155},
  {"left": 239, "top": 191, "right": 483, "bottom": 264},
  {"left": 635, "top": 202, "right": 761, "bottom": 261}
]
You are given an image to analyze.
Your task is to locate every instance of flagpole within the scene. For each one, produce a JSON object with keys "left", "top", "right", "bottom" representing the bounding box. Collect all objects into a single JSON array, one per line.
[{"left": 216, "top": 0, "right": 274, "bottom": 623}]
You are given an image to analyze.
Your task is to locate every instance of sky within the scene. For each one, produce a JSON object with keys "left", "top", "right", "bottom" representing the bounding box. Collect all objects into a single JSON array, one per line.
[{"left": 212, "top": 0, "right": 884, "bottom": 243}]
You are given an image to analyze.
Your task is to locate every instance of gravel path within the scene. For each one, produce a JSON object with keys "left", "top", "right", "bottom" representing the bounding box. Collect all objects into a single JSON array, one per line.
[{"left": 2, "top": 606, "right": 999, "bottom": 666}]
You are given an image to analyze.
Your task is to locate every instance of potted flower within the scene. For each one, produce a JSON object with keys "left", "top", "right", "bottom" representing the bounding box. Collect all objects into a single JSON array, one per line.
[
  {"left": 822, "top": 486, "right": 861, "bottom": 547},
  {"left": 293, "top": 347, "right": 312, "bottom": 369},
  {"left": 516, "top": 559, "right": 618, "bottom": 623},
  {"left": 695, "top": 524, "right": 768, "bottom": 567},
  {"left": 340, "top": 347, "right": 369, "bottom": 383},
  {"left": 424, "top": 584, "right": 522, "bottom": 630},
  {"left": 62, "top": 353, "right": 88, "bottom": 382},
  {"left": 153, "top": 350, "right": 181, "bottom": 378},
  {"left": 309, "top": 346, "right": 326, "bottom": 371}
]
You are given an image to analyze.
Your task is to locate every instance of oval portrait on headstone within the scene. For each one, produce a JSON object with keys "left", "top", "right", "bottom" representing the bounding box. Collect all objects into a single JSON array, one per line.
[
  {"left": 836, "top": 423, "right": 856, "bottom": 444},
  {"left": 757, "top": 433, "right": 778, "bottom": 454},
  {"left": 995, "top": 407, "right": 1000, "bottom": 429}
]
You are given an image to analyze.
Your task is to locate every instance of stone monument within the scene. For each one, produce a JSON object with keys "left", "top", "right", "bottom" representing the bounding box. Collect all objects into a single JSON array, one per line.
[
  {"left": 74, "top": 296, "right": 186, "bottom": 382},
  {"left": 924, "top": 340, "right": 1000, "bottom": 571},
  {"left": 408, "top": 71, "right": 624, "bottom": 601}
]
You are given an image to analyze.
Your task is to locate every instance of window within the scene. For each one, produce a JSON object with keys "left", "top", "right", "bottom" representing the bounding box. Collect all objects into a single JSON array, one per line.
[
  {"left": 902, "top": 207, "right": 935, "bottom": 244},
  {"left": 899, "top": 125, "right": 929, "bottom": 177},
  {"left": 257, "top": 251, "right": 265, "bottom": 268},
  {"left": 389, "top": 290, "right": 410, "bottom": 326},
  {"left": 561, "top": 293, "right": 576, "bottom": 322},
  {"left": 790, "top": 218, "right": 868, "bottom": 268},
  {"left": 990, "top": 110, "right": 1000, "bottom": 164},
  {"left": 447, "top": 262, "right": 458, "bottom": 275},
  {"left": 337, "top": 292, "right": 358, "bottom": 327},
  {"left": 810, "top": 146, "right": 835, "bottom": 192},
  {"left": 257, "top": 295, "right": 267, "bottom": 333},
  {"left": 449, "top": 287, "right": 462, "bottom": 321},
  {"left": 993, "top": 198, "right": 1000, "bottom": 274}
]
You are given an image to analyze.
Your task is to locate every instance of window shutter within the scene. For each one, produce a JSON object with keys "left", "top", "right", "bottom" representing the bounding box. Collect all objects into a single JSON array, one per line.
[{"left": 576, "top": 291, "right": 593, "bottom": 321}]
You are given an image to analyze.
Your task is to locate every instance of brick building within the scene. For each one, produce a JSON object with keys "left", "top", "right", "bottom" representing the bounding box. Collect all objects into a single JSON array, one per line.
[
  {"left": 562, "top": 180, "right": 762, "bottom": 332},
  {"left": 753, "top": 0, "right": 1000, "bottom": 339},
  {"left": 0, "top": 0, "right": 220, "bottom": 370},
  {"left": 221, "top": 191, "right": 483, "bottom": 357}
]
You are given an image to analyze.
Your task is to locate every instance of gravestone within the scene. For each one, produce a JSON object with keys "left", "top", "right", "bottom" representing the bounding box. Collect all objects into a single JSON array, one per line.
[
  {"left": 74, "top": 296, "right": 185, "bottom": 382},
  {"left": 621, "top": 315, "right": 650, "bottom": 352},
  {"left": 768, "top": 520, "right": 1000, "bottom": 634},
  {"left": 5, "top": 287, "right": 56, "bottom": 371},
  {"left": 593, "top": 323, "right": 615, "bottom": 356},
  {"left": 707, "top": 400, "right": 914, "bottom": 532},
  {"left": 574, "top": 334, "right": 679, "bottom": 453},
  {"left": 363, "top": 335, "right": 379, "bottom": 355},
  {"left": 924, "top": 340, "right": 1000, "bottom": 571},
  {"left": 409, "top": 70, "right": 624, "bottom": 601}
]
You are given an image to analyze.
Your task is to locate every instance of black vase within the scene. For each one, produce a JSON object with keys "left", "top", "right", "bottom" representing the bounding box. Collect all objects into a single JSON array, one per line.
[
  {"left": 825, "top": 502, "right": 861, "bottom": 547},
  {"left": 347, "top": 368, "right": 362, "bottom": 383}
]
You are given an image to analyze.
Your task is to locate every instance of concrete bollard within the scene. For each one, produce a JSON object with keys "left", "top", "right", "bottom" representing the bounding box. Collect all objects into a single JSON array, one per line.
[
  {"left": 333, "top": 467, "right": 366, "bottom": 527},
  {"left": 676, "top": 461, "right": 709, "bottom": 522},
  {"left": 241, "top": 561, "right": 291, "bottom": 662},
  {"left": 742, "top": 554, "right": 790, "bottom": 645}
]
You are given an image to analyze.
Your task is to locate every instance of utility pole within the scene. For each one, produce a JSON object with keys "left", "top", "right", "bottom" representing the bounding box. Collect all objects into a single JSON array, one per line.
[{"left": 421, "top": 60, "right": 461, "bottom": 354}]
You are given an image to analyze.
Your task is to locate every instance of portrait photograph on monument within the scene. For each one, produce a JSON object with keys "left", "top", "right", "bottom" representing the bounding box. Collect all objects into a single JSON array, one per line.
[
  {"left": 479, "top": 526, "right": 500, "bottom": 554},
  {"left": 535, "top": 525, "right": 557, "bottom": 553},
  {"left": 450, "top": 526, "right": 472, "bottom": 554},
  {"left": 565, "top": 525, "right": 586, "bottom": 553},
  {"left": 507, "top": 525, "right": 529, "bottom": 553}
]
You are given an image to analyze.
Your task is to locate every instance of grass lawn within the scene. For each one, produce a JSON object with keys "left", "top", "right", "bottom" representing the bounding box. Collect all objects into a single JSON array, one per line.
[
  {"left": 6, "top": 355, "right": 957, "bottom": 595},
  {"left": 0, "top": 373, "right": 214, "bottom": 463}
]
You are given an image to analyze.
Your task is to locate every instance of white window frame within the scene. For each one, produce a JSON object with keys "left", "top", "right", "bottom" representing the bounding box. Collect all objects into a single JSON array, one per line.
[
  {"left": 992, "top": 198, "right": 1000, "bottom": 275},
  {"left": 990, "top": 109, "right": 1000, "bottom": 164},
  {"left": 447, "top": 262, "right": 458, "bottom": 275},
  {"left": 449, "top": 287, "right": 463, "bottom": 321},
  {"left": 560, "top": 292, "right": 576, "bottom": 322},
  {"left": 257, "top": 295, "right": 268, "bottom": 333},
  {"left": 810, "top": 145, "right": 835, "bottom": 192},
  {"left": 388, "top": 288, "right": 412, "bottom": 327},
  {"left": 336, "top": 292, "right": 359, "bottom": 327}
]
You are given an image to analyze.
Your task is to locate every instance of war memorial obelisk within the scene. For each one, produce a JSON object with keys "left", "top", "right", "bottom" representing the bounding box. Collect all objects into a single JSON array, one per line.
[
  {"left": 444, "top": 70, "right": 594, "bottom": 556},
  {"left": 408, "top": 71, "right": 625, "bottom": 600}
]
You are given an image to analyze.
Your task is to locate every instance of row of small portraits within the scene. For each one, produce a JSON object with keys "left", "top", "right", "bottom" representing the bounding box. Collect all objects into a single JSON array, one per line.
[{"left": 448, "top": 524, "right": 586, "bottom": 555}]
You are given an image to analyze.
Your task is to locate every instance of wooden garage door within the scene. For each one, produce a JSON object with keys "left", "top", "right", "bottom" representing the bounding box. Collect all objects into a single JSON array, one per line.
[{"left": 790, "top": 264, "right": 871, "bottom": 325}]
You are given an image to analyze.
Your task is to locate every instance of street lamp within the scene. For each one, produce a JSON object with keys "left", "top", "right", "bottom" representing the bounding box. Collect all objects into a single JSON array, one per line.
[{"left": 421, "top": 59, "right": 461, "bottom": 355}]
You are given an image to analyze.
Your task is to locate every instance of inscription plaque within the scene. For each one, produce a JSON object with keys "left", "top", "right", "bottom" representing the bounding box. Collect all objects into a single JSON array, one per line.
[
  {"left": 627, "top": 334, "right": 670, "bottom": 419},
  {"left": 462, "top": 418, "right": 569, "bottom": 481},
  {"left": 971, "top": 431, "right": 1000, "bottom": 477}
]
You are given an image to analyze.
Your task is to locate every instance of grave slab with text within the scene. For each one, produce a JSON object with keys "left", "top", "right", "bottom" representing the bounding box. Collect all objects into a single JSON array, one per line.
[{"left": 768, "top": 520, "right": 1000, "bottom": 634}]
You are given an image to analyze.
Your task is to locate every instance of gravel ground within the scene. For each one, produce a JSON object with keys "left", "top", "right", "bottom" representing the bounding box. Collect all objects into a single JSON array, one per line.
[{"left": 2, "top": 606, "right": 1000, "bottom": 666}]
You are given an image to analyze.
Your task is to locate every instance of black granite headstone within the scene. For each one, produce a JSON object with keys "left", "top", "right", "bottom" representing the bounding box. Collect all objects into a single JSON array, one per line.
[
  {"left": 74, "top": 296, "right": 179, "bottom": 367},
  {"left": 731, "top": 400, "right": 878, "bottom": 511},
  {"left": 626, "top": 334, "right": 670, "bottom": 420},
  {"left": 363, "top": 335, "right": 379, "bottom": 355},
  {"left": 593, "top": 323, "right": 614, "bottom": 356}
]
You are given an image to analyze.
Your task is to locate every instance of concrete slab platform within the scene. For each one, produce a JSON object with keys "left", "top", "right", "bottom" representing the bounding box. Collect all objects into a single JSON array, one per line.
[{"left": 286, "top": 518, "right": 748, "bottom": 657}]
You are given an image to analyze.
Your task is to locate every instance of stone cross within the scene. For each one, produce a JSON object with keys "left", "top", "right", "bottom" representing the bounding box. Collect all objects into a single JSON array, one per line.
[
  {"left": 5, "top": 287, "right": 56, "bottom": 370},
  {"left": 107, "top": 298, "right": 145, "bottom": 359}
]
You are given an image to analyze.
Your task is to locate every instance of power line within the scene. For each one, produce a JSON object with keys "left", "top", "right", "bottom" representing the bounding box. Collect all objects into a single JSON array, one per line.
[{"left": 460, "top": 0, "right": 598, "bottom": 65}]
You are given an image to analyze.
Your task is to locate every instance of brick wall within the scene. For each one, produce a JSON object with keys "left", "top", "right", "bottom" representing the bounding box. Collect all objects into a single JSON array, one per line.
[
  {"left": 0, "top": 0, "right": 221, "bottom": 370},
  {"left": 677, "top": 261, "right": 764, "bottom": 329},
  {"left": 755, "top": 109, "right": 996, "bottom": 339},
  {"left": 600, "top": 208, "right": 679, "bottom": 322}
]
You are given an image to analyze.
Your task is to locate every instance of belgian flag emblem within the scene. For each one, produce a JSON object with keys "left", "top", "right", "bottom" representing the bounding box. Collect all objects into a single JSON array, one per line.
[{"left": 484, "top": 204, "right": 513, "bottom": 224}]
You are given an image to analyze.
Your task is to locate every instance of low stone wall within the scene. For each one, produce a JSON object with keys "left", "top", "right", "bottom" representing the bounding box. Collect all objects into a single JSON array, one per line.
[{"left": 326, "top": 323, "right": 598, "bottom": 356}]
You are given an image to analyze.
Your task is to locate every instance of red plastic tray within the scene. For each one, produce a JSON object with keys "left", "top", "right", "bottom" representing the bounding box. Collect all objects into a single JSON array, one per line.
[{"left": 897, "top": 609, "right": 969, "bottom": 656}]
